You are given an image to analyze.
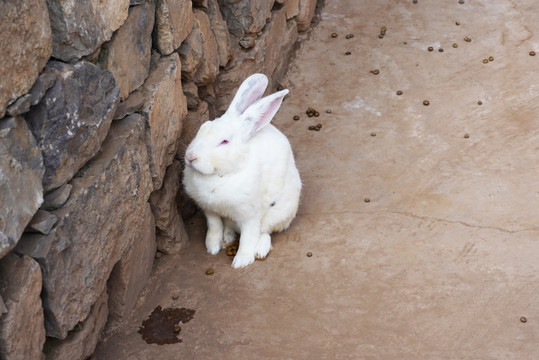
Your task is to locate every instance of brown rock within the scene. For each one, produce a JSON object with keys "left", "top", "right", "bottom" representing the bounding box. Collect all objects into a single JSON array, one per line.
[
  {"left": 182, "top": 82, "right": 201, "bottom": 110},
  {"left": 297, "top": 0, "right": 317, "bottom": 32},
  {"left": 214, "top": 7, "right": 297, "bottom": 113},
  {"left": 0, "top": 296, "right": 7, "bottom": 315},
  {"left": 217, "top": 0, "right": 274, "bottom": 37},
  {"left": 5, "top": 70, "right": 56, "bottom": 117},
  {"left": 0, "top": 254, "right": 46, "bottom": 360},
  {"left": 46, "top": 0, "right": 130, "bottom": 61},
  {"left": 284, "top": 0, "right": 300, "bottom": 20},
  {"left": 153, "top": 0, "right": 193, "bottom": 55},
  {"left": 177, "top": 101, "right": 210, "bottom": 160},
  {"left": 0, "top": 0, "right": 52, "bottom": 118},
  {"left": 24, "top": 60, "right": 121, "bottom": 192},
  {"left": 16, "top": 114, "right": 152, "bottom": 339},
  {"left": 150, "top": 161, "right": 190, "bottom": 254},
  {"left": 0, "top": 116, "right": 44, "bottom": 259},
  {"left": 141, "top": 53, "right": 188, "bottom": 190},
  {"left": 206, "top": 0, "right": 232, "bottom": 67},
  {"left": 98, "top": 1, "right": 155, "bottom": 100},
  {"left": 193, "top": 0, "right": 209, "bottom": 9},
  {"left": 44, "top": 289, "right": 108, "bottom": 360},
  {"left": 42, "top": 184, "right": 72, "bottom": 211},
  {"left": 25, "top": 210, "right": 58, "bottom": 235},
  {"left": 179, "top": 9, "right": 220, "bottom": 86},
  {"left": 108, "top": 204, "right": 156, "bottom": 325},
  {"left": 178, "top": 23, "right": 204, "bottom": 81},
  {"left": 113, "top": 90, "right": 145, "bottom": 120}
]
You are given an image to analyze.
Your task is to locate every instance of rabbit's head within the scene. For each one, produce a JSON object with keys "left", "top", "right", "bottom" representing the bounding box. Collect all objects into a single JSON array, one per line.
[{"left": 185, "top": 74, "right": 288, "bottom": 175}]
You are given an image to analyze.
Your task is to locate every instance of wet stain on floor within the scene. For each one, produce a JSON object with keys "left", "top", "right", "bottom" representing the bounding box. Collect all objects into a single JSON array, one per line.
[{"left": 138, "top": 306, "right": 196, "bottom": 345}]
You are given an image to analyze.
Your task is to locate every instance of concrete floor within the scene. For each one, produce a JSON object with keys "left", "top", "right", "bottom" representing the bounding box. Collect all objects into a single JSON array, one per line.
[{"left": 95, "top": 0, "right": 539, "bottom": 358}]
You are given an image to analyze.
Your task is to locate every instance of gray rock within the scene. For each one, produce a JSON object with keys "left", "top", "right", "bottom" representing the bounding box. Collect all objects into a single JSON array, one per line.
[
  {"left": 46, "top": 0, "right": 130, "bottom": 61},
  {"left": 141, "top": 53, "right": 188, "bottom": 190},
  {"left": 150, "top": 160, "right": 189, "bottom": 254},
  {"left": 108, "top": 204, "right": 156, "bottom": 325},
  {"left": 98, "top": 1, "right": 155, "bottom": 101},
  {"left": 113, "top": 90, "right": 145, "bottom": 120},
  {"left": 0, "top": 254, "right": 46, "bottom": 360},
  {"left": 0, "top": 0, "right": 52, "bottom": 118},
  {"left": 0, "top": 116, "right": 44, "bottom": 259},
  {"left": 6, "top": 71, "right": 56, "bottom": 117},
  {"left": 16, "top": 114, "right": 152, "bottom": 339},
  {"left": 42, "top": 184, "right": 72, "bottom": 211},
  {"left": 44, "top": 289, "right": 108, "bottom": 360},
  {"left": 24, "top": 60, "right": 120, "bottom": 192},
  {"left": 25, "top": 210, "right": 58, "bottom": 235},
  {"left": 217, "top": 0, "right": 274, "bottom": 37},
  {"left": 153, "top": 0, "right": 193, "bottom": 55}
]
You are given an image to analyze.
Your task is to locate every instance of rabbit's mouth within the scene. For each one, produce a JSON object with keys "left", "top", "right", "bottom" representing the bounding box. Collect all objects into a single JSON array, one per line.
[{"left": 186, "top": 160, "right": 215, "bottom": 176}]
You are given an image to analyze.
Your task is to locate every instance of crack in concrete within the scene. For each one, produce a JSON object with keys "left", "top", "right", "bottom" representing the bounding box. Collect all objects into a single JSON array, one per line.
[{"left": 298, "top": 210, "right": 539, "bottom": 234}]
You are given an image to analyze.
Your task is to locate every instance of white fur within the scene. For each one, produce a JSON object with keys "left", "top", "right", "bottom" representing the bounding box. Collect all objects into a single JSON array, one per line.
[{"left": 183, "top": 74, "right": 301, "bottom": 268}]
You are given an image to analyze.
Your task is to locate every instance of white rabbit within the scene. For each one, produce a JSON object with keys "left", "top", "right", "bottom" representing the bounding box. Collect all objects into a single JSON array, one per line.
[{"left": 183, "top": 73, "right": 301, "bottom": 268}]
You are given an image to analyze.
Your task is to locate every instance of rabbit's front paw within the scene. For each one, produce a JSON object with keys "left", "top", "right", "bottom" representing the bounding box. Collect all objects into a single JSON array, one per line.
[
  {"left": 223, "top": 226, "right": 237, "bottom": 245},
  {"left": 205, "top": 232, "right": 222, "bottom": 255},
  {"left": 232, "top": 252, "right": 255, "bottom": 268},
  {"left": 255, "top": 233, "right": 272, "bottom": 260}
]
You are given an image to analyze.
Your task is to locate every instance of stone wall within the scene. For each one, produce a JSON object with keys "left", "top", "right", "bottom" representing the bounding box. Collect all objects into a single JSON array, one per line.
[{"left": 0, "top": 0, "right": 320, "bottom": 358}]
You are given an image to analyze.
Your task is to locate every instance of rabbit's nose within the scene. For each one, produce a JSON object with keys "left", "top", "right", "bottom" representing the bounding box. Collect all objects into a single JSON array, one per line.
[{"left": 186, "top": 156, "right": 197, "bottom": 166}]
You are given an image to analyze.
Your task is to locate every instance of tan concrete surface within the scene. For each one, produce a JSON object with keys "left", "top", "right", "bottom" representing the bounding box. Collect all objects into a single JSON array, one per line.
[{"left": 94, "top": 0, "right": 539, "bottom": 358}]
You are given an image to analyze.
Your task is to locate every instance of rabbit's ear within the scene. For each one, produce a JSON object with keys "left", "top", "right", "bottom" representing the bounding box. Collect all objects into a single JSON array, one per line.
[
  {"left": 226, "top": 74, "right": 269, "bottom": 116},
  {"left": 241, "top": 89, "right": 289, "bottom": 139}
]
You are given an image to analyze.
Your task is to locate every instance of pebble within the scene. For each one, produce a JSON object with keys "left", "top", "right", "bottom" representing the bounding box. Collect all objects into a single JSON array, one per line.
[
  {"left": 464, "top": 133, "right": 470, "bottom": 138},
  {"left": 331, "top": 32, "right": 338, "bottom": 38},
  {"left": 293, "top": 115, "right": 300, "bottom": 121},
  {"left": 171, "top": 294, "right": 179, "bottom": 300},
  {"left": 371, "top": 69, "right": 380, "bottom": 75},
  {"left": 370, "top": 132, "right": 377, "bottom": 137},
  {"left": 396, "top": 90, "right": 403, "bottom": 95},
  {"left": 428, "top": 46, "right": 434, "bottom": 52},
  {"left": 530, "top": 51, "right": 536, "bottom": 56},
  {"left": 520, "top": 316, "right": 527, "bottom": 323},
  {"left": 205, "top": 268, "right": 214, "bottom": 275},
  {"left": 345, "top": 51, "right": 352, "bottom": 56},
  {"left": 477, "top": 100, "right": 483, "bottom": 105},
  {"left": 307, "top": 252, "right": 313, "bottom": 257},
  {"left": 364, "top": 198, "right": 371, "bottom": 203},
  {"left": 423, "top": 100, "right": 430, "bottom": 106}
]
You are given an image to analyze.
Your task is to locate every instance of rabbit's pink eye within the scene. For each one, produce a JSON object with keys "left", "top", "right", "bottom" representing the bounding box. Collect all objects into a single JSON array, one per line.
[{"left": 220, "top": 139, "right": 229, "bottom": 145}]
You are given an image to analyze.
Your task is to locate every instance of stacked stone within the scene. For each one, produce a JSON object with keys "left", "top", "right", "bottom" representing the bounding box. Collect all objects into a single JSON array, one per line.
[{"left": 0, "top": 0, "right": 319, "bottom": 359}]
